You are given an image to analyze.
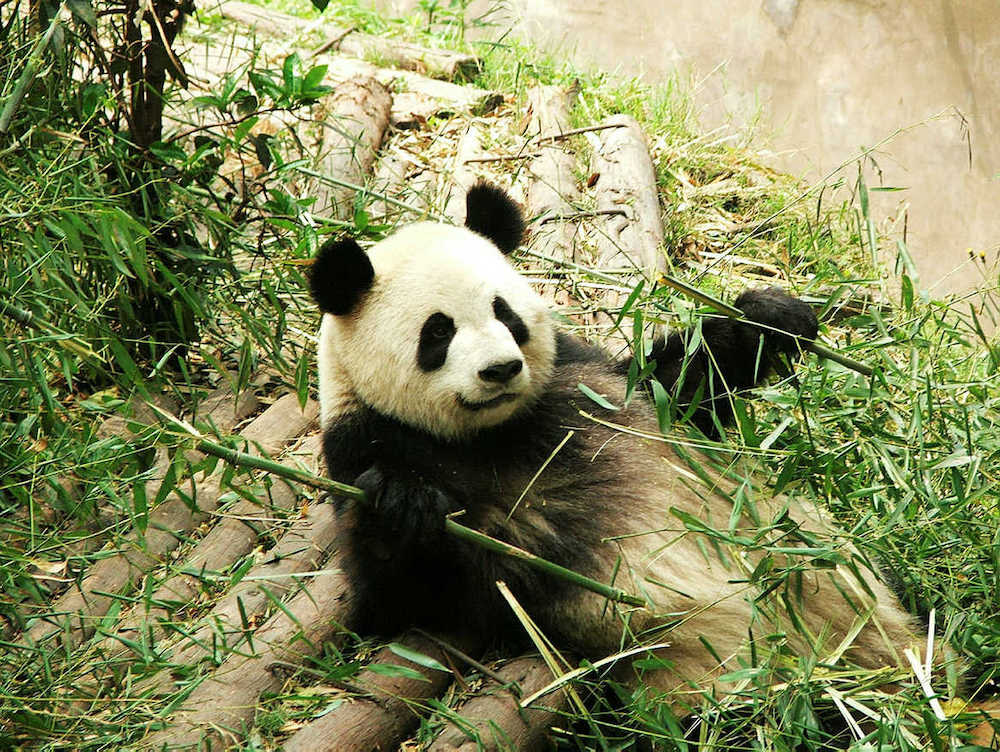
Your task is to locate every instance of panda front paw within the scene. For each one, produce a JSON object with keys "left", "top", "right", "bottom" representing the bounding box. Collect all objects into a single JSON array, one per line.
[
  {"left": 354, "top": 465, "right": 455, "bottom": 548},
  {"left": 734, "top": 287, "right": 818, "bottom": 353}
]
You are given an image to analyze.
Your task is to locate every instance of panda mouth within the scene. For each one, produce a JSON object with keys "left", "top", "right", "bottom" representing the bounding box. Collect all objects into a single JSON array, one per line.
[{"left": 457, "top": 392, "right": 519, "bottom": 411}]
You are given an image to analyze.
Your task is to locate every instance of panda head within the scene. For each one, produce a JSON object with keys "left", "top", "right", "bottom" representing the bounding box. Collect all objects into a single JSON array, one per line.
[{"left": 310, "top": 182, "right": 556, "bottom": 440}]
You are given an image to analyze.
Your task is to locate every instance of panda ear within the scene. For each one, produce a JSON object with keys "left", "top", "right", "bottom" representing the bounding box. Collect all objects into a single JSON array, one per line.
[
  {"left": 464, "top": 180, "right": 525, "bottom": 255},
  {"left": 309, "top": 237, "right": 375, "bottom": 315}
]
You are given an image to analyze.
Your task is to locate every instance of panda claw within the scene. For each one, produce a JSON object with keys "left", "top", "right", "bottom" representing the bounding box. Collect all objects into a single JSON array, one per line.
[
  {"left": 354, "top": 465, "right": 454, "bottom": 547},
  {"left": 734, "top": 287, "right": 819, "bottom": 351}
]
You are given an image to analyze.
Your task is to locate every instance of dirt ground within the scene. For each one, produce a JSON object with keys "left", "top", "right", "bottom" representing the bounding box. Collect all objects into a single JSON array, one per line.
[{"left": 381, "top": 0, "right": 1000, "bottom": 299}]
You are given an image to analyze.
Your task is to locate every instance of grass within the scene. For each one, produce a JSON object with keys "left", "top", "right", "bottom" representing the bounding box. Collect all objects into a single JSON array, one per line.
[{"left": 1, "top": 0, "right": 999, "bottom": 749}]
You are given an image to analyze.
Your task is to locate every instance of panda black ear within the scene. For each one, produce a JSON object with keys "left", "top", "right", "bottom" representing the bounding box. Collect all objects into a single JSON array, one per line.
[
  {"left": 465, "top": 180, "right": 525, "bottom": 255},
  {"left": 309, "top": 237, "right": 375, "bottom": 315}
]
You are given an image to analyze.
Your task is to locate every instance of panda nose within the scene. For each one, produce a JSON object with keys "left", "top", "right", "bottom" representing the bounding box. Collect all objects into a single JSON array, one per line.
[{"left": 478, "top": 359, "right": 523, "bottom": 384}]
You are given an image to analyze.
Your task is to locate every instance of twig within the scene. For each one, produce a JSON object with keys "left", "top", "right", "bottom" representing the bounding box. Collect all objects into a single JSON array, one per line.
[
  {"left": 145, "top": 0, "right": 188, "bottom": 87},
  {"left": 464, "top": 124, "right": 630, "bottom": 164},
  {"left": 464, "top": 153, "right": 540, "bottom": 164},
  {"left": 0, "top": 289, "right": 103, "bottom": 364},
  {"left": 312, "top": 26, "right": 356, "bottom": 58},
  {"left": 443, "top": 518, "right": 645, "bottom": 608},
  {"left": 658, "top": 274, "right": 875, "bottom": 377},
  {"left": 461, "top": 125, "right": 627, "bottom": 166},
  {"left": 162, "top": 421, "right": 648, "bottom": 610},
  {"left": 540, "top": 209, "right": 626, "bottom": 224},
  {"left": 533, "top": 122, "right": 626, "bottom": 144},
  {"left": 295, "top": 167, "right": 444, "bottom": 221},
  {"left": 412, "top": 629, "right": 515, "bottom": 691}
]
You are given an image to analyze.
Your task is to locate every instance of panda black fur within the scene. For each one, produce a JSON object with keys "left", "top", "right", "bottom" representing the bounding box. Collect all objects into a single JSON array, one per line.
[{"left": 310, "top": 182, "right": 917, "bottom": 698}]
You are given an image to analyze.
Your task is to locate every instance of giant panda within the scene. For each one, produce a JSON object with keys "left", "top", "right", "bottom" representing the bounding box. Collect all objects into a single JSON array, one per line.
[{"left": 308, "top": 181, "right": 920, "bottom": 703}]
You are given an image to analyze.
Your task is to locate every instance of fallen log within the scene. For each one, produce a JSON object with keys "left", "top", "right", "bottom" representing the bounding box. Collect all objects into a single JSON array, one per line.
[
  {"left": 17, "top": 393, "right": 312, "bottom": 654},
  {"left": 586, "top": 113, "right": 664, "bottom": 275},
  {"left": 444, "top": 123, "right": 485, "bottom": 223},
  {"left": 333, "top": 31, "right": 480, "bottom": 82},
  {"left": 8, "top": 385, "right": 257, "bottom": 633},
  {"left": 92, "top": 423, "right": 318, "bottom": 664},
  {"left": 311, "top": 75, "right": 393, "bottom": 219},
  {"left": 427, "top": 655, "right": 571, "bottom": 752},
  {"left": 281, "top": 632, "right": 475, "bottom": 752},
  {"left": 140, "top": 561, "right": 352, "bottom": 748},
  {"left": 524, "top": 84, "right": 581, "bottom": 263},
  {"left": 217, "top": 0, "right": 480, "bottom": 80},
  {"left": 143, "top": 488, "right": 337, "bottom": 696},
  {"left": 188, "top": 40, "right": 501, "bottom": 129}
]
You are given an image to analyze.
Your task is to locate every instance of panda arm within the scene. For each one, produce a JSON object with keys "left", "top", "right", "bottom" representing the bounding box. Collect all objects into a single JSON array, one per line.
[
  {"left": 322, "top": 409, "right": 460, "bottom": 550},
  {"left": 640, "top": 287, "right": 818, "bottom": 433}
]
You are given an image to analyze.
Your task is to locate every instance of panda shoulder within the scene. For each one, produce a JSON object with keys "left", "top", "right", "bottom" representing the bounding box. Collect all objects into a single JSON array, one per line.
[{"left": 555, "top": 331, "right": 610, "bottom": 366}]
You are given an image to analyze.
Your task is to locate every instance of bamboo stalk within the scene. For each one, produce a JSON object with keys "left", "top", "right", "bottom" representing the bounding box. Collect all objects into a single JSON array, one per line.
[
  {"left": 0, "top": 9, "right": 61, "bottom": 134},
  {"left": 187, "top": 433, "right": 646, "bottom": 609},
  {"left": 442, "top": 520, "right": 645, "bottom": 608},
  {"left": 658, "top": 274, "right": 875, "bottom": 377}
]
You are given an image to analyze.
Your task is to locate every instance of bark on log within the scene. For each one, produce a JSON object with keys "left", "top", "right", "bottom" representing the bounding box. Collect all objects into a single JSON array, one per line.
[
  {"left": 217, "top": 0, "right": 480, "bottom": 80},
  {"left": 142, "top": 483, "right": 339, "bottom": 697},
  {"left": 524, "top": 85, "right": 581, "bottom": 262},
  {"left": 586, "top": 113, "right": 664, "bottom": 275},
  {"left": 188, "top": 42, "right": 501, "bottom": 128},
  {"left": 9, "top": 386, "right": 257, "bottom": 633},
  {"left": 427, "top": 656, "right": 571, "bottom": 752},
  {"left": 336, "top": 32, "right": 480, "bottom": 82},
  {"left": 93, "top": 428, "right": 319, "bottom": 663},
  {"left": 312, "top": 75, "right": 393, "bottom": 220},
  {"left": 444, "top": 124, "right": 484, "bottom": 223},
  {"left": 140, "top": 562, "right": 352, "bottom": 748},
  {"left": 311, "top": 55, "right": 502, "bottom": 127},
  {"left": 281, "top": 632, "right": 472, "bottom": 752},
  {"left": 18, "top": 394, "right": 313, "bottom": 653}
]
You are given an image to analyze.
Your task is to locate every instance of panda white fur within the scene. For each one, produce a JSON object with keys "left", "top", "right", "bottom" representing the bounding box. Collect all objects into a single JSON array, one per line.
[{"left": 309, "top": 182, "right": 917, "bottom": 701}]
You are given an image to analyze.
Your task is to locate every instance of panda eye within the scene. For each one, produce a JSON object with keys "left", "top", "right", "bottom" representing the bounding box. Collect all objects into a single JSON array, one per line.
[
  {"left": 430, "top": 323, "right": 451, "bottom": 340},
  {"left": 417, "top": 312, "right": 456, "bottom": 372}
]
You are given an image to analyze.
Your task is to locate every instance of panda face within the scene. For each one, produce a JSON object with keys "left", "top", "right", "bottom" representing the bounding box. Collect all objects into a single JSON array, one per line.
[{"left": 314, "top": 221, "right": 556, "bottom": 440}]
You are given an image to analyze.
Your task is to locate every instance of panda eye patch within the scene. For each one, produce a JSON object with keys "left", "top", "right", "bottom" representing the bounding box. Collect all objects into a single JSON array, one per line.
[
  {"left": 417, "top": 312, "right": 456, "bottom": 372},
  {"left": 493, "top": 296, "right": 529, "bottom": 346}
]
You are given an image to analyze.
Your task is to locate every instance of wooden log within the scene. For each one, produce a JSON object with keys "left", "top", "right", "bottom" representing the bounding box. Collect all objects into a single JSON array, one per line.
[
  {"left": 427, "top": 656, "right": 571, "bottom": 752},
  {"left": 336, "top": 32, "right": 481, "bottom": 82},
  {"left": 143, "top": 491, "right": 337, "bottom": 696},
  {"left": 140, "top": 562, "right": 352, "bottom": 748},
  {"left": 314, "top": 56, "right": 503, "bottom": 127},
  {"left": 187, "top": 41, "right": 501, "bottom": 128},
  {"left": 311, "top": 75, "right": 392, "bottom": 220},
  {"left": 281, "top": 632, "right": 471, "bottom": 752},
  {"left": 586, "top": 113, "right": 664, "bottom": 275},
  {"left": 9, "top": 385, "right": 257, "bottom": 633},
  {"left": 17, "top": 394, "right": 314, "bottom": 653},
  {"left": 444, "top": 124, "right": 485, "bottom": 223},
  {"left": 216, "top": 0, "right": 480, "bottom": 81},
  {"left": 92, "top": 429, "right": 319, "bottom": 663},
  {"left": 525, "top": 85, "right": 581, "bottom": 260}
]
